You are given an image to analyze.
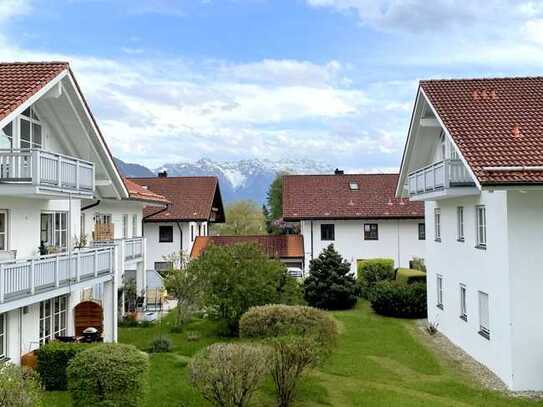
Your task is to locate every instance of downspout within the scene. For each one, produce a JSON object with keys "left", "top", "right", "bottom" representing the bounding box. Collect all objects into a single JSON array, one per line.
[
  {"left": 176, "top": 221, "right": 183, "bottom": 254},
  {"left": 310, "top": 220, "right": 314, "bottom": 261},
  {"left": 81, "top": 199, "right": 101, "bottom": 211},
  {"left": 397, "top": 220, "right": 401, "bottom": 268}
]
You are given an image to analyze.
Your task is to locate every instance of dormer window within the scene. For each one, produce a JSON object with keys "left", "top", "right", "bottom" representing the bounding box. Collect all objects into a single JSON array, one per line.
[
  {"left": 349, "top": 181, "right": 359, "bottom": 191},
  {"left": 19, "top": 106, "right": 42, "bottom": 149}
]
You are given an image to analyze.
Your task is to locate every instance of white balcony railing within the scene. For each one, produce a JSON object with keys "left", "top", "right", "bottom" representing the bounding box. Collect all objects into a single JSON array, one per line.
[
  {"left": 0, "top": 247, "right": 114, "bottom": 304},
  {"left": 91, "top": 237, "right": 144, "bottom": 262},
  {"left": 0, "top": 149, "right": 95, "bottom": 194},
  {"left": 408, "top": 159, "right": 474, "bottom": 196}
]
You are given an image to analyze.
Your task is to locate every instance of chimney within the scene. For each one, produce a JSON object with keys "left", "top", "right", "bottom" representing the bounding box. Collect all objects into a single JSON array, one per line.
[
  {"left": 158, "top": 170, "right": 168, "bottom": 178},
  {"left": 334, "top": 168, "right": 344, "bottom": 175}
]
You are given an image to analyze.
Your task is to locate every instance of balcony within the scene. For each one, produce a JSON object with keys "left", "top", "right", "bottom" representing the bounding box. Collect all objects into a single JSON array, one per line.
[
  {"left": 91, "top": 237, "right": 144, "bottom": 263},
  {"left": 407, "top": 159, "right": 477, "bottom": 199},
  {"left": 0, "top": 149, "right": 95, "bottom": 197},
  {"left": 0, "top": 247, "right": 114, "bottom": 309}
]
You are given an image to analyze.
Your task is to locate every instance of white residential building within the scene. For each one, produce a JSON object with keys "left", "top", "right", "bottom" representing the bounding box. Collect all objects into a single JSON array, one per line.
[
  {"left": 129, "top": 174, "right": 225, "bottom": 283},
  {"left": 0, "top": 61, "right": 162, "bottom": 364},
  {"left": 282, "top": 172, "right": 426, "bottom": 275},
  {"left": 397, "top": 76, "right": 543, "bottom": 391}
]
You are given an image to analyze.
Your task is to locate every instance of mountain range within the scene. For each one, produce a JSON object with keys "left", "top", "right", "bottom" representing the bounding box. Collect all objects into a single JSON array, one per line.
[{"left": 115, "top": 157, "right": 334, "bottom": 203}]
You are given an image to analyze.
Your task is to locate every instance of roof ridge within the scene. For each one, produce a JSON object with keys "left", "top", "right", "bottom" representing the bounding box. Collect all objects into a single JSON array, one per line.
[
  {"left": 0, "top": 61, "right": 69, "bottom": 66},
  {"left": 283, "top": 173, "right": 399, "bottom": 177},
  {"left": 420, "top": 75, "right": 543, "bottom": 83},
  {"left": 129, "top": 176, "right": 219, "bottom": 180}
]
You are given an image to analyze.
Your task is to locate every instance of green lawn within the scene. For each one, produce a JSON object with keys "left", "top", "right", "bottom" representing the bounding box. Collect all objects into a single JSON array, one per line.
[{"left": 43, "top": 302, "right": 543, "bottom": 406}]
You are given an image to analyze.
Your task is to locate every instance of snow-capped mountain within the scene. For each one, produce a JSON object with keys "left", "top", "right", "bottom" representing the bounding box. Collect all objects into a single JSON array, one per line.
[{"left": 116, "top": 157, "right": 334, "bottom": 203}]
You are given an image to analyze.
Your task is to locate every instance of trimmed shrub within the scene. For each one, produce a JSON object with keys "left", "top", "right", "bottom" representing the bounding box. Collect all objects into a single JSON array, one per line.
[
  {"left": 239, "top": 304, "right": 337, "bottom": 350},
  {"left": 368, "top": 281, "right": 427, "bottom": 318},
  {"left": 36, "top": 341, "right": 95, "bottom": 390},
  {"left": 304, "top": 244, "right": 358, "bottom": 310},
  {"left": 0, "top": 363, "right": 42, "bottom": 407},
  {"left": 395, "top": 268, "right": 427, "bottom": 285},
  {"left": 409, "top": 257, "right": 427, "bottom": 273},
  {"left": 149, "top": 336, "right": 172, "bottom": 353},
  {"left": 67, "top": 343, "right": 149, "bottom": 407},
  {"left": 268, "top": 336, "right": 320, "bottom": 407},
  {"left": 189, "top": 343, "right": 271, "bottom": 407},
  {"left": 357, "top": 258, "right": 395, "bottom": 298}
]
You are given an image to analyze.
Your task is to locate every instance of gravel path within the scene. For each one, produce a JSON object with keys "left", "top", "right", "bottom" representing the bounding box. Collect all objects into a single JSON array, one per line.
[{"left": 415, "top": 320, "right": 543, "bottom": 400}]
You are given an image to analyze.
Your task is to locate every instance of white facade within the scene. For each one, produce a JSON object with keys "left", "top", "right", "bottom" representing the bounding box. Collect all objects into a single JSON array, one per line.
[
  {"left": 144, "top": 220, "right": 207, "bottom": 271},
  {"left": 300, "top": 218, "right": 425, "bottom": 274}
]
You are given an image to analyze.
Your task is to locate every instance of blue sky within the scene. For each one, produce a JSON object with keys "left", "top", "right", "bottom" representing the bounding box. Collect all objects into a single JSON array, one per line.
[{"left": 2, "top": 0, "right": 543, "bottom": 170}]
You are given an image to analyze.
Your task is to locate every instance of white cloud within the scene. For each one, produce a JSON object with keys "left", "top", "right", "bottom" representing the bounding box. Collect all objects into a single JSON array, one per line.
[{"left": 0, "top": 0, "right": 32, "bottom": 22}]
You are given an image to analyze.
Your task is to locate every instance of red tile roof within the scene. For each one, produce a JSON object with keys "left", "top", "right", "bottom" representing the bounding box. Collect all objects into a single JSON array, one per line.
[
  {"left": 282, "top": 174, "right": 423, "bottom": 220},
  {"left": 191, "top": 235, "right": 304, "bottom": 259},
  {"left": 0, "top": 62, "right": 69, "bottom": 122},
  {"left": 129, "top": 176, "right": 225, "bottom": 222},
  {"left": 123, "top": 178, "right": 169, "bottom": 205},
  {"left": 420, "top": 77, "right": 543, "bottom": 185}
]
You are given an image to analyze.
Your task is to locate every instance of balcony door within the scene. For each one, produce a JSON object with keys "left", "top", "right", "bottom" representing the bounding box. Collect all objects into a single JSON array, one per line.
[{"left": 40, "top": 212, "right": 68, "bottom": 250}]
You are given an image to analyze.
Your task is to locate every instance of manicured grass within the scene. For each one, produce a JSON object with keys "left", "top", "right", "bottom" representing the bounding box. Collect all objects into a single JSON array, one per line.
[{"left": 43, "top": 302, "right": 543, "bottom": 406}]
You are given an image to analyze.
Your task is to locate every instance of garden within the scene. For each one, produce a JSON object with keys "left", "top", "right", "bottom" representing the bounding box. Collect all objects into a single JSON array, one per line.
[{"left": 4, "top": 244, "right": 543, "bottom": 406}]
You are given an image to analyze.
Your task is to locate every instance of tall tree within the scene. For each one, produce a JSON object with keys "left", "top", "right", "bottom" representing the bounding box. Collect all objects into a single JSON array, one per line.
[
  {"left": 266, "top": 173, "right": 285, "bottom": 221},
  {"left": 212, "top": 200, "right": 266, "bottom": 236}
]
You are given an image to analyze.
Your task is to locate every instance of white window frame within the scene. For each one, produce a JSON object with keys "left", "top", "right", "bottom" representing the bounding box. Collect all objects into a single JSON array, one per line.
[
  {"left": 457, "top": 206, "right": 464, "bottom": 241},
  {"left": 80, "top": 213, "right": 86, "bottom": 240},
  {"left": 459, "top": 284, "right": 467, "bottom": 321},
  {"left": 40, "top": 295, "right": 67, "bottom": 344},
  {"left": 476, "top": 205, "right": 487, "bottom": 248},
  {"left": 132, "top": 214, "right": 138, "bottom": 237},
  {"left": 122, "top": 214, "right": 128, "bottom": 239},
  {"left": 0, "top": 210, "right": 8, "bottom": 251},
  {"left": 95, "top": 213, "right": 112, "bottom": 225},
  {"left": 18, "top": 107, "right": 43, "bottom": 149},
  {"left": 434, "top": 208, "right": 441, "bottom": 242},
  {"left": 41, "top": 211, "right": 68, "bottom": 249},
  {"left": 0, "top": 313, "right": 5, "bottom": 359},
  {"left": 436, "top": 274, "right": 444, "bottom": 309},
  {"left": 478, "top": 291, "right": 490, "bottom": 339}
]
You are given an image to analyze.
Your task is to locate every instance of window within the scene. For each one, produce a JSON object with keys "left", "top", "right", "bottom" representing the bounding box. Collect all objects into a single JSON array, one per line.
[
  {"left": 460, "top": 284, "right": 467, "bottom": 321},
  {"left": 0, "top": 122, "right": 13, "bottom": 149},
  {"left": 349, "top": 181, "right": 359, "bottom": 191},
  {"left": 198, "top": 223, "right": 202, "bottom": 236},
  {"left": 95, "top": 213, "right": 112, "bottom": 225},
  {"left": 19, "top": 107, "right": 42, "bottom": 149},
  {"left": 154, "top": 261, "right": 173, "bottom": 273},
  {"left": 364, "top": 224, "right": 378, "bottom": 240},
  {"left": 80, "top": 213, "right": 85, "bottom": 240},
  {"left": 476, "top": 206, "right": 487, "bottom": 248},
  {"left": 478, "top": 291, "right": 490, "bottom": 339},
  {"left": 40, "top": 212, "right": 67, "bottom": 249},
  {"left": 0, "top": 211, "right": 7, "bottom": 250},
  {"left": 0, "top": 313, "right": 5, "bottom": 359},
  {"left": 132, "top": 215, "right": 138, "bottom": 237},
  {"left": 40, "top": 296, "right": 67, "bottom": 344},
  {"left": 321, "top": 224, "right": 335, "bottom": 241},
  {"left": 159, "top": 226, "right": 173, "bottom": 243},
  {"left": 418, "top": 223, "right": 425, "bottom": 240},
  {"left": 434, "top": 208, "right": 441, "bottom": 242},
  {"left": 203, "top": 223, "right": 207, "bottom": 236},
  {"left": 436, "top": 275, "right": 444, "bottom": 309},
  {"left": 122, "top": 214, "right": 128, "bottom": 238},
  {"left": 457, "top": 207, "right": 464, "bottom": 241}
]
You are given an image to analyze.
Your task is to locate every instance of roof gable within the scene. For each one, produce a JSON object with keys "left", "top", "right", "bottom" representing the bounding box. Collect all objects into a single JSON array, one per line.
[
  {"left": 283, "top": 174, "right": 423, "bottom": 220},
  {"left": 123, "top": 178, "right": 169, "bottom": 205},
  {"left": 130, "top": 176, "right": 225, "bottom": 222}
]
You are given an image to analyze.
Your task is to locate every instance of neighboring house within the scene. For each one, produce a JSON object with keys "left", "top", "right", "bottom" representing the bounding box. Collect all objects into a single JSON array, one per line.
[
  {"left": 129, "top": 174, "right": 225, "bottom": 277},
  {"left": 282, "top": 172, "right": 425, "bottom": 275},
  {"left": 396, "top": 77, "right": 543, "bottom": 391},
  {"left": 83, "top": 177, "right": 168, "bottom": 314},
  {"left": 0, "top": 62, "right": 132, "bottom": 363},
  {"left": 191, "top": 235, "right": 305, "bottom": 276}
]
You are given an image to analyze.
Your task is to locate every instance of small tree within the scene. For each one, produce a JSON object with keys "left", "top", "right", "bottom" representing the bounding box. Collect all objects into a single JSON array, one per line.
[
  {"left": 188, "top": 243, "right": 300, "bottom": 335},
  {"left": 189, "top": 343, "right": 270, "bottom": 407},
  {"left": 213, "top": 201, "right": 266, "bottom": 235},
  {"left": 162, "top": 252, "right": 203, "bottom": 328},
  {"left": 0, "top": 364, "right": 42, "bottom": 407},
  {"left": 304, "top": 244, "right": 358, "bottom": 310}
]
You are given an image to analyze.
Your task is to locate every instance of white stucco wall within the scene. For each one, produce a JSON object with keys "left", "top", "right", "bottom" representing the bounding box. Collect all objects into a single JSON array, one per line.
[
  {"left": 144, "top": 221, "right": 207, "bottom": 270},
  {"left": 81, "top": 200, "right": 144, "bottom": 242},
  {"left": 424, "top": 191, "right": 515, "bottom": 388},
  {"left": 300, "top": 218, "right": 425, "bottom": 274}
]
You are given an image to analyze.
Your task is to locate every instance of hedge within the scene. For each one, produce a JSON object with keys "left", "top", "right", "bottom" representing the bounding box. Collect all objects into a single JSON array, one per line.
[
  {"left": 239, "top": 304, "right": 337, "bottom": 350},
  {"left": 36, "top": 342, "right": 96, "bottom": 391},
  {"left": 368, "top": 281, "right": 427, "bottom": 318},
  {"left": 357, "top": 258, "right": 395, "bottom": 298},
  {"left": 395, "top": 268, "right": 427, "bottom": 285},
  {"left": 67, "top": 343, "right": 149, "bottom": 407}
]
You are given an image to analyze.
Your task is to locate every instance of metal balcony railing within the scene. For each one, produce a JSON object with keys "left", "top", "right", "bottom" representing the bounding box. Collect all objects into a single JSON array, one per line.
[
  {"left": 407, "top": 159, "right": 474, "bottom": 196},
  {"left": 0, "top": 247, "right": 114, "bottom": 304},
  {"left": 0, "top": 149, "right": 95, "bottom": 194},
  {"left": 91, "top": 237, "right": 144, "bottom": 262}
]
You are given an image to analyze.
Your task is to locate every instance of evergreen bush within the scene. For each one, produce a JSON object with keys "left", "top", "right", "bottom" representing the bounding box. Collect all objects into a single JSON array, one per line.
[{"left": 368, "top": 281, "right": 427, "bottom": 318}]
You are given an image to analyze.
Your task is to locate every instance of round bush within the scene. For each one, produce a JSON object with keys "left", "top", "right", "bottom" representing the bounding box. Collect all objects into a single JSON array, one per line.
[
  {"left": 368, "top": 281, "right": 427, "bottom": 318},
  {"left": 239, "top": 304, "right": 337, "bottom": 350},
  {"left": 67, "top": 343, "right": 149, "bottom": 407},
  {"left": 189, "top": 343, "right": 270, "bottom": 407},
  {"left": 149, "top": 336, "right": 172, "bottom": 353},
  {"left": 0, "top": 364, "right": 42, "bottom": 407}
]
